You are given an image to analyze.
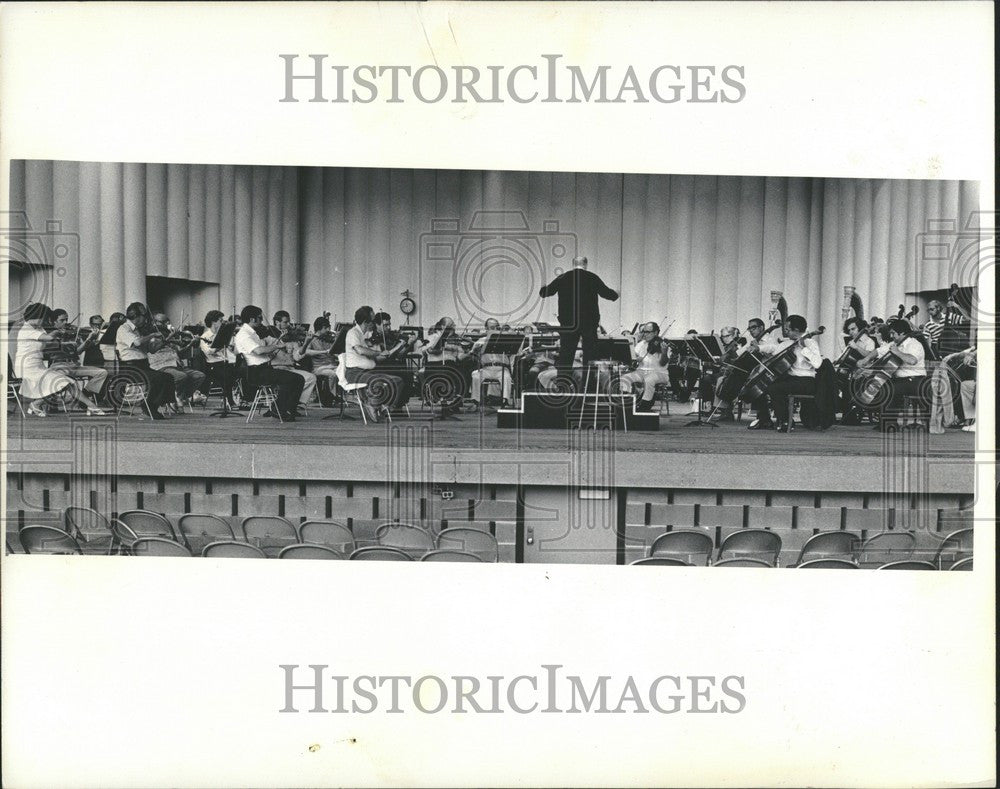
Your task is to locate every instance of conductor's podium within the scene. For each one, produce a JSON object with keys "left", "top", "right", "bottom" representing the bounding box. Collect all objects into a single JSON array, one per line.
[{"left": 497, "top": 392, "right": 661, "bottom": 430}]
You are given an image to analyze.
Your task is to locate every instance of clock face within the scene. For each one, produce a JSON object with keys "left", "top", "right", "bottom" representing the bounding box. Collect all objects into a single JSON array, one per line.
[{"left": 400, "top": 297, "right": 416, "bottom": 315}]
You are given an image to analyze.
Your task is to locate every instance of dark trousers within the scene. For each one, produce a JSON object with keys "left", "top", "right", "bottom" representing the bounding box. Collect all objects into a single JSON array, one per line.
[
  {"left": 945, "top": 357, "right": 975, "bottom": 420},
  {"left": 121, "top": 360, "right": 175, "bottom": 409},
  {"left": 203, "top": 362, "right": 236, "bottom": 405},
  {"left": 886, "top": 376, "right": 929, "bottom": 417},
  {"left": 557, "top": 326, "right": 598, "bottom": 369},
  {"left": 764, "top": 376, "right": 816, "bottom": 424},
  {"left": 248, "top": 364, "right": 304, "bottom": 416},
  {"left": 668, "top": 363, "right": 699, "bottom": 400}
]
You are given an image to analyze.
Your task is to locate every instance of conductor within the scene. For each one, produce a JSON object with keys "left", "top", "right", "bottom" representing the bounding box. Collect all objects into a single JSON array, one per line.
[{"left": 539, "top": 255, "right": 619, "bottom": 370}]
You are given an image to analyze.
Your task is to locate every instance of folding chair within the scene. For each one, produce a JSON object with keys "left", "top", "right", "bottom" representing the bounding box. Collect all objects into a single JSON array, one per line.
[
  {"left": 375, "top": 522, "right": 435, "bottom": 559},
  {"left": 19, "top": 525, "right": 83, "bottom": 555},
  {"left": 278, "top": 544, "right": 346, "bottom": 560},
  {"left": 857, "top": 531, "right": 916, "bottom": 568},
  {"left": 117, "top": 510, "right": 180, "bottom": 544},
  {"left": 796, "top": 558, "right": 859, "bottom": 569},
  {"left": 795, "top": 531, "right": 860, "bottom": 566},
  {"left": 420, "top": 549, "right": 484, "bottom": 562},
  {"left": 298, "top": 520, "right": 356, "bottom": 554},
  {"left": 241, "top": 515, "right": 299, "bottom": 557},
  {"left": 717, "top": 529, "right": 782, "bottom": 566},
  {"left": 332, "top": 356, "right": 372, "bottom": 424},
  {"left": 435, "top": 527, "right": 499, "bottom": 562},
  {"left": 202, "top": 541, "right": 268, "bottom": 559},
  {"left": 116, "top": 382, "right": 155, "bottom": 419},
  {"left": 934, "top": 528, "right": 973, "bottom": 570},
  {"left": 130, "top": 537, "right": 193, "bottom": 557},
  {"left": 876, "top": 560, "right": 937, "bottom": 570},
  {"left": 177, "top": 513, "right": 235, "bottom": 555},
  {"left": 949, "top": 557, "right": 973, "bottom": 571},
  {"left": 630, "top": 556, "right": 692, "bottom": 566},
  {"left": 349, "top": 546, "right": 413, "bottom": 561},
  {"left": 7, "top": 356, "right": 26, "bottom": 417},
  {"left": 246, "top": 384, "right": 281, "bottom": 423},
  {"left": 648, "top": 529, "right": 715, "bottom": 566},
  {"left": 63, "top": 505, "right": 116, "bottom": 555},
  {"left": 713, "top": 557, "right": 773, "bottom": 568}
]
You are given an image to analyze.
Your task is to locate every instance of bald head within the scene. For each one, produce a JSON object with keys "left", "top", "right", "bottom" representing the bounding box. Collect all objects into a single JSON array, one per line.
[{"left": 572, "top": 256, "right": 588, "bottom": 269}]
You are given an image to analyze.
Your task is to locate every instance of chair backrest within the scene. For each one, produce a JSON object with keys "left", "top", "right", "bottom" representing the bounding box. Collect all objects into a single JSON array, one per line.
[
  {"left": 202, "top": 541, "right": 268, "bottom": 559},
  {"left": 298, "top": 520, "right": 356, "bottom": 553},
  {"left": 241, "top": 515, "right": 299, "bottom": 555},
  {"left": 278, "top": 543, "right": 346, "bottom": 560},
  {"left": 375, "top": 522, "right": 435, "bottom": 558},
  {"left": 648, "top": 529, "right": 714, "bottom": 565},
  {"left": 349, "top": 546, "right": 413, "bottom": 561},
  {"left": 796, "top": 531, "right": 860, "bottom": 565},
  {"left": 420, "top": 549, "right": 484, "bottom": 562},
  {"left": 63, "top": 506, "right": 111, "bottom": 539},
  {"left": 19, "top": 525, "right": 83, "bottom": 555},
  {"left": 178, "top": 513, "right": 235, "bottom": 543},
  {"left": 117, "top": 510, "right": 176, "bottom": 540},
  {"left": 131, "top": 537, "right": 193, "bottom": 557},
  {"left": 713, "top": 557, "right": 773, "bottom": 568},
  {"left": 857, "top": 531, "right": 916, "bottom": 568},
  {"left": 796, "top": 558, "right": 859, "bottom": 569},
  {"left": 949, "top": 557, "right": 973, "bottom": 571},
  {"left": 717, "top": 529, "right": 782, "bottom": 566},
  {"left": 934, "top": 528, "right": 973, "bottom": 569},
  {"left": 876, "top": 560, "right": 937, "bottom": 570},
  {"left": 630, "top": 556, "right": 692, "bottom": 566},
  {"left": 435, "top": 527, "right": 499, "bottom": 562}
]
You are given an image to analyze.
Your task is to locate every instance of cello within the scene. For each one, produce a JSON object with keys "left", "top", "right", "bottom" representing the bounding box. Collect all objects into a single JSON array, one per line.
[{"left": 738, "top": 326, "right": 826, "bottom": 403}]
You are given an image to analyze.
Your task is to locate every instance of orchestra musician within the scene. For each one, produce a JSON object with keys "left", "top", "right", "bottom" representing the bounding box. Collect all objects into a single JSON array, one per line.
[
  {"left": 307, "top": 315, "right": 341, "bottom": 403},
  {"left": 706, "top": 319, "right": 772, "bottom": 423},
  {"left": 619, "top": 322, "right": 672, "bottom": 412},
  {"left": 149, "top": 312, "right": 207, "bottom": 408},
  {"left": 667, "top": 329, "right": 700, "bottom": 402},
  {"left": 369, "top": 311, "right": 418, "bottom": 404},
  {"left": 14, "top": 303, "right": 106, "bottom": 417},
  {"left": 469, "top": 318, "right": 514, "bottom": 406},
  {"left": 47, "top": 308, "right": 110, "bottom": 402},
  {"left": 855, "top": 318, "right": 928, "bottom": 431},
  {"left": 81, "top": 315, "right": 108, "bottom": 368},
  {"left": 942, "top": 344, "right": 976, "bottom": 427},
  {"left": 514, "top": 325, "right": 557, "bottom": 394},
  {"left": 116, "top": 302, "right": 177, "bottom": 420},
  {"left": 233, "top": 305, "right": 304, "bottom": 422},
  {"left": 747, "top": 314, "right": 824, "bottom": 432},
  {"left": 344, "top": 306, "right": 409, "bottom": 413},
  {"left": 199, "top": 310, "right": 239, "bottom": 410},
  {"left": 538, "top": 255, "right": 619, "bottom": 374},
  {"left": 837, "top": 316, "right": 876, "bottom": 425},
  {"left": 270, "top": 311, "right": 318, "bottom": 410}
]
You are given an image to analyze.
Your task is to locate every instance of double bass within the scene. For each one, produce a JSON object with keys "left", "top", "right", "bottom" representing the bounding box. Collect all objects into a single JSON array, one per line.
[{"left": 738, "top": 326, "right": 826, "bottom": 403}]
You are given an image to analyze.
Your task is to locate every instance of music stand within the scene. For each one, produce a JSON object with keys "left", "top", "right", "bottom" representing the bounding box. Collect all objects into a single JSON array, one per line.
[
  {"left": 683, "top": 335, "right": 724, "bottom": 428},
  {"left": 207, "top": 321, "right": 239, "bottom": 418},
  {"left": 478, "top": 333, "right": 526, "bottom": 407}
]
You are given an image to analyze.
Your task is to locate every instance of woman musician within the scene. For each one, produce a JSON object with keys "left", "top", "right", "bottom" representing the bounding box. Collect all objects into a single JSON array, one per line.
[{"left": 706, "top": 317, "right": 780, "bottom": 423}]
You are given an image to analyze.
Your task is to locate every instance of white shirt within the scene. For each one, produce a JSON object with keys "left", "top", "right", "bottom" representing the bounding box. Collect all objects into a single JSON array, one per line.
[
  {"left": 848, "top": 334, "right": 876, "bottom": 355},
  {"left": 423, "top": 329, "right": 461, "bottom": 363},
  {"left": 344, "top": 325, "right": 375, "bottom": 370},
  {"left": 633, "top": 339, "right": 669, "bottom": 372},
  {"left": 758, "top": 336, "right": 823, "bottom": 378},
  {"left": 234, "top": 323, "right": 271, "bottom": 367},
  {"left": 116, "top": 320, "right": 146, "bottom": 362},
  {"left": 876, "top": 336, "right": 925, "bottom": 378}
]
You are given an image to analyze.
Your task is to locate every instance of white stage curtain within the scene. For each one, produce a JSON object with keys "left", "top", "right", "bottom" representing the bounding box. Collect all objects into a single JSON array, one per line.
[{"left": 8, "top": 160, "right": 979, "bottom": 354}]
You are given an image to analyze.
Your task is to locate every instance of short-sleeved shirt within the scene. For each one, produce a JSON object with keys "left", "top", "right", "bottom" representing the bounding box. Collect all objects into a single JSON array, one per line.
[
  {"left": 116, "top": 321, "right": 146, "bottom": 362},
  {"left": 876, "top": 336, "right": 925, "bottom": 377},
  {"left": 234, "top": 324, "right": 271, "bottom": 367},
  {"left": 344, "top": 325, "right": 375, "bottom": 370}
]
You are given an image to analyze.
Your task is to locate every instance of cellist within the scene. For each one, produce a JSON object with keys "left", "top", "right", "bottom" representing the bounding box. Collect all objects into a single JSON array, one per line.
[
  {"left": 747, "top": 314, "right": 824, "bottom": 432},
  {"left": 854, "top": 318, "right": 927, "bottom": 431}
]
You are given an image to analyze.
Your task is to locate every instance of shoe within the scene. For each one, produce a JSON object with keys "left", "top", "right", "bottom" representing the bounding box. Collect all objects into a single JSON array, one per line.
[
  {"left": 27, "top": 405, "right": 48, "bottom": 417},
  {"left": 747, "top": 419, "right": 773, "bottom": 430},
  {"left": 281, "top": 411, "right": 296, "bottom": 422},
  {"left": 86, "top": 408, "right": 106, "bottom": 416},
  {"left": 191, "top": 392, "right": 207, "bottom": 404},
  {"left": 961, "top": 424, "right": 975, "bottom": 432},
  {"left": 775, "top": 422, "right": 790, "bottom": 433}
]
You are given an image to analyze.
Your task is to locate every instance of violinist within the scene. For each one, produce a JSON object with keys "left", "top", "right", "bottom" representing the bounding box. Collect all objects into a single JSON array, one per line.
[
  {"left": 667, "top": 329, "right": 700, "bottom": 402},
  {"left": 82, "top": 315, "right": 108, "bottom": 367},
  {"left": 855, "top": 318, "right": 927, "bottom": 431},
  {"left": 306, "top": 315, "right": 340, "bottom": 393},
  {"left": 271, "top": 311, "right": 317, "bottom": 409},
  {"left": 116, "top": 303, "right": 177, "bottom": 419},
  {"left": 369, "top": 312, "right": 417, "bottom": 404},
  {"left": 47, "top": 308, "right": 110, "bottom": 402},
  {"left": 233, "top": 305, "right": 304, "bottom": 421},
  {"left": 747, "top": 314, "right": 823, "bottom": 432},
  {"left": 344, "top": 306, "right": 409, "bottom": 413},
  {"left": 199, "top": 310, "right": 239, "bottom": 409},
  {"left": 417, "top": 316, "right": 476, "bottom": 414},
  {"left": 619, "top": 322, "right": 672, "bottom": 412},
  {"left": 99, "top": 312, "right": 126, "bottom": 363},
  {"left": 149, "top": 313, "right": 207, "bottom": 408},
  {"left": 837, "top": 317, "right": 876, "bottom": 425}
]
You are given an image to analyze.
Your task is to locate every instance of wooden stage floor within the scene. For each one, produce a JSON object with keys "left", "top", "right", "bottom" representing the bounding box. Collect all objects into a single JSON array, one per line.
[{"left": 6, "top": 404, "right": 976, "bottom": 458}]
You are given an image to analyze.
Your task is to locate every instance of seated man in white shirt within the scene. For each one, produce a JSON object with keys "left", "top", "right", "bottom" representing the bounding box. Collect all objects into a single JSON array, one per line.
[
  {"left": 748, "top": 314, "right": 824, "bottom": 432},
  {"left": 856, "top": 318, "right": 928, "bottom": 432},
  {"left": 271, "top": 311, "right": 317, "bottom": 409},
  {"left": 344, "top": 306, "right": 409, "bottom": 412},
  {"left": 149, "top": 313, "right": 206, "bottom": 408},
  {"left": 234, "top": 305, "right": 304, "bottom": 422},
  {"left": 116, "top": 302, "right": 177, "bottom": 419},
  {"left": 619, "top": 321, "right": 672, "bottom": 412}
]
